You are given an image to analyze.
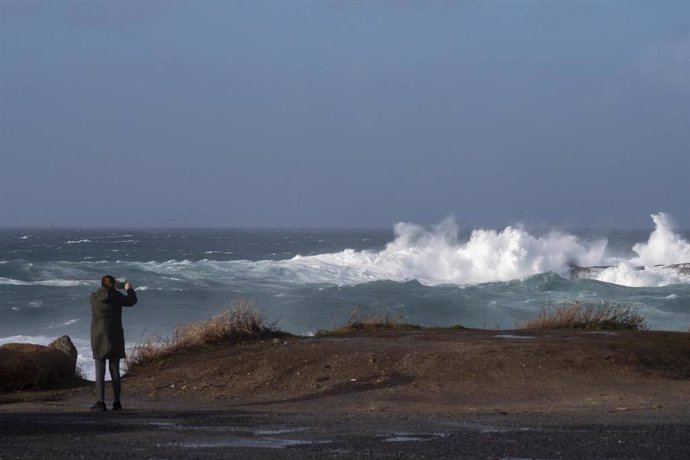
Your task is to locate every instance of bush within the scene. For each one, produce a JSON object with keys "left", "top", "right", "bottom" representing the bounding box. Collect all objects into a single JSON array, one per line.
[
  {"left": 520, "top": 302, "right": 648, "bottom": 331},
  {"left": 127, "top": 299, "right": 283, "bottom": 367},
  {"left": 317, "top": 307, "right": 419, "bottom": 336}
]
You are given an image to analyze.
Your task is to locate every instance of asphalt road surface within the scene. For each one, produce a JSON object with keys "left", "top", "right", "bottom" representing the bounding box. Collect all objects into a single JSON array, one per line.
[{"left": 1, "top": 408, "right": 689, "bottom": 459}]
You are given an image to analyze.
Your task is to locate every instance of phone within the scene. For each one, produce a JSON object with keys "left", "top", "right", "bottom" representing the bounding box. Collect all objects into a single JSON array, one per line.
[{"left": 115, "top": 281, "right": 127, "bottom": 289}]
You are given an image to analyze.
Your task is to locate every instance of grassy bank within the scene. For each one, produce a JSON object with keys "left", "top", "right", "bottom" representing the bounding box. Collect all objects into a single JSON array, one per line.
[
  {"left": 126, "top": 301, "right": 653, "bottom": 368},
  {"left": 520, "top": 302, "right": 648, "bottom": 331},
  {"left": 126, "top": 300, "right": 287, "bottom": 367}
]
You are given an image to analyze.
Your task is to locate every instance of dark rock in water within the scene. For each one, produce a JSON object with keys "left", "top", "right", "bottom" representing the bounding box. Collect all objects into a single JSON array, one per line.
[
  {"left": 568, "top": 264, "right": 613, "bottom": 279},
  {"left": 666, "top": 263, "right": 690, "bottom": 275},
  {"left": 0, "top": 335, "right": 79, "bottom": 392},
  {"left": 568, "top": 262, "right": 690, "bottom": 279}
]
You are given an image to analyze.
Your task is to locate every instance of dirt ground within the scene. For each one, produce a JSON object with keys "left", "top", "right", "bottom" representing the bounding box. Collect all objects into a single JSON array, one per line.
[
  {"left": 1, "top": 328, "right": 689, "bottom": 458},
  {"left": 126, "top": 328, "right": 690, "bottom": 415}
]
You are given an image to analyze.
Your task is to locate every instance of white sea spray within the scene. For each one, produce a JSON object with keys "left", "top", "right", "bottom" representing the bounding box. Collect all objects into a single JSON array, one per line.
[
  {"left": 631, "top": 213, "right": 690, "bottom": 266},
  {"left": 282, "top": 214, "right": 689, "bottom": 288}
]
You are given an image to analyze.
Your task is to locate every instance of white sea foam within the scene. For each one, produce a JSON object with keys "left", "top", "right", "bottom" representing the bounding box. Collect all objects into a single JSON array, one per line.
[
  {"left": 28, "top": 300, "right": 44, "bottom": 309},
  {"left": 0, "top": 277, "right": 92, "bottom": 287},
  {"left": 279, "top": 214, "right": 689, "bottom": 288},
  {"left": 46, "top": 318, "right": 80, "bottom": 329},
  {"left": 0, "top": 335, "right": 53, "bottom": 346},
  {"left": 594, "top": 262, "right": 690, "bottom": 287},
  {"left": 65, "top": 239, "right": 92, "bottom": 244},
  {"left": 589, "top": 213, "right": 690, "bottom": 287},
  {"left": 0, "top": 277, "right": 31, "bottom": 285},
  {"left": 39, "top": 279, "right": 93, "bottom": 287},
  {"left": 60, "top": 213, "right": 685, "bottom": 289},
  {"left": 630, "top": 213, "right": 690, "bottom": 265},
  {"left": 2, "top": 213, "right": 687, "bottom": 290},
  {"left": 286, "top": 218, "right": 609, "bottom": 285}
]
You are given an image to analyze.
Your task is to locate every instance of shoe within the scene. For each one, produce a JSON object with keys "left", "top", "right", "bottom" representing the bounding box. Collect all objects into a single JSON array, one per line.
[
  {"left": 90, "top": 401, "right": 107, "bottom": 411},
  {"left": 112, "top": 401, "right": 122, "bottom": 411}
]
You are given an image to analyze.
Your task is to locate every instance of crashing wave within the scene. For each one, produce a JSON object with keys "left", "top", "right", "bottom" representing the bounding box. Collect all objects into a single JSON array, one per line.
[
  {"left": 566, "top": 213, "right": 690, "bottom": 286},
  {"left": 285, "top": 213, "right": 690, "bottom": 287},
  {"left": 569, "top": 262, "right": 690, "bottom": 287},
  {"left": 2, "top": 213, "right": 688, "bottom": 289}
]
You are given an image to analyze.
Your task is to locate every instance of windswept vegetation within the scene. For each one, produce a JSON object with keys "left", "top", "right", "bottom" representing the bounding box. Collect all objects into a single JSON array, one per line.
[
  {"left": 127, "top": 299, "right": 651, "bottom": 369},
  {"left": 520, "top": 302, "right": 648, "bottom": 331},
  {"left": 317, "top": 307, "right": 422, "bottom": 336},
  {"left": 127, "top": 299, "right": 286, "bottom": 367}
]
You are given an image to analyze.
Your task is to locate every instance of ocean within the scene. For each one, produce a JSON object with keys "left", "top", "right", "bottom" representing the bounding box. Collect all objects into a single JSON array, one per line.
[{"left": 1, "top": 213, "right": 689, "bottom": 380}]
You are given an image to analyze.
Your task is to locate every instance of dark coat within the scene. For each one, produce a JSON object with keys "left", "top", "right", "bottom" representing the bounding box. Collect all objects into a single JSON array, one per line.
[{"left": 90, "top": 287, "right": 137, "bottom": 360}]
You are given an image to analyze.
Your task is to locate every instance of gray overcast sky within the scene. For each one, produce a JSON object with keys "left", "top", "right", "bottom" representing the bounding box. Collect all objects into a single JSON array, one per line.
[{"left": 1, "top": 0, "right": 689, "bottom": 229}]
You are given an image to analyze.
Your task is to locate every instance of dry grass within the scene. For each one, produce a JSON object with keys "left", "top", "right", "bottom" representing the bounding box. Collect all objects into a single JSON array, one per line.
[
  {"left": 127, "top": 300, "right": 284, "bottom": 367},
  {"left": 317, "top": 307, "right": 420, "bottom": 336},
  {"left": 520, "top": 302, "right": 648, "bottom": 331}
]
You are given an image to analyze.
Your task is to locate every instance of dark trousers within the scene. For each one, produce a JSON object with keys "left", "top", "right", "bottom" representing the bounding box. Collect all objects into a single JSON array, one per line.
[{"left": 94, "top": 358, "right": 121, "bottom": 403}]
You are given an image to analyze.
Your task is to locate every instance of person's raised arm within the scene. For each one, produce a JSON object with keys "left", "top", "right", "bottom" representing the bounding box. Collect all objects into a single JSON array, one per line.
[{"left": 121, "top": 282, "right": 138, "bottom": 307}]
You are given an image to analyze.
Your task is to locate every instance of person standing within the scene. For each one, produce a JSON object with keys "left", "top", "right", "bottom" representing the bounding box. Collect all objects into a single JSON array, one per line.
[{"left": 90, "top": 275, "right": 137, "bottom": 411}]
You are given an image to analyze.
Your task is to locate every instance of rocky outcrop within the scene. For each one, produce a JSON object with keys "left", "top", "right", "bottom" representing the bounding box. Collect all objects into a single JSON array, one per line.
[
  {"left": 47, "top": 335, "right": 78, "bottom": 376},
  {"left": 0, "top": 335, "right": 79, "bottom": 392},
  {"left": 568, "top": 264, "right": 613, "bottom": 279},
  {"left": 568, "top": 262, "right": 690, "bottom": 279},
  {"left": 668, "top": 263, "right": 690, "bottom": 275}
]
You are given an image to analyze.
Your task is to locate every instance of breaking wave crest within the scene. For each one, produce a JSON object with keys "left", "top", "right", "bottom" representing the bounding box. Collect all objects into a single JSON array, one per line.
[
  {"left": 594, "top": 263, "right": 689, "bottom": 287},
  {"left": 0, "top": 277, "right": 92, "bottom": 287},
  {"left": 0, "top": 213, "right": 687, "bottom": 288},
  {"left": 631, "top": 213, "right": 690, "bottom": 265},
  {"left": 588, "top": 213, "right": 690, "bottom": 287},
  {"left": 290, "top": 218, "right": 608, "bottom": 285},
  {"left": 287, "top": 213, "right": 689, "bottom": 287}
]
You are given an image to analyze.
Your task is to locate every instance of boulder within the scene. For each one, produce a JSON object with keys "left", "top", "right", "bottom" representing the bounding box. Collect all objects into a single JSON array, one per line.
[
  {"left": 0, "top": 335, "right": 79, "bottom": 392},
  {"left": 48, "top": 335, "right": 78, "bottom": 375}
]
